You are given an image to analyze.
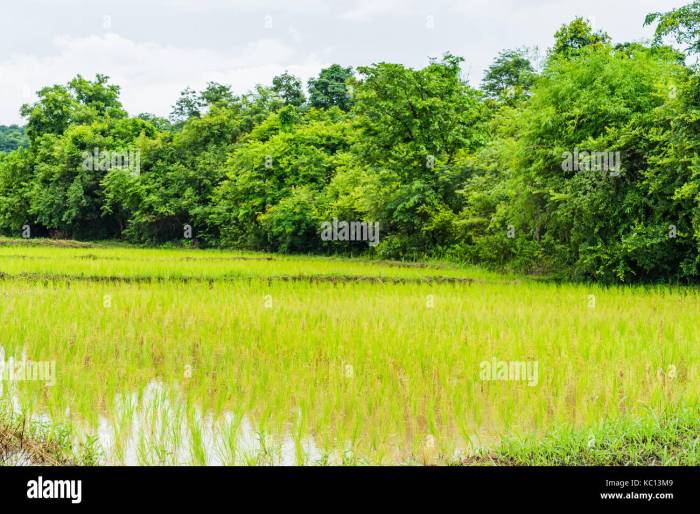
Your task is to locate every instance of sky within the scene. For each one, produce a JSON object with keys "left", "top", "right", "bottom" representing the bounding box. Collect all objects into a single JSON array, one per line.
[{"left": 0, "top": 0, "right": 689, "bottom": 125}]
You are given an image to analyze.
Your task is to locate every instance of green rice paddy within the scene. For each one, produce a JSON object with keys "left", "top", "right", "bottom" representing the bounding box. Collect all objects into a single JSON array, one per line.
[{"left": 0, "top": 240, "right": 697, "bottom": 465}]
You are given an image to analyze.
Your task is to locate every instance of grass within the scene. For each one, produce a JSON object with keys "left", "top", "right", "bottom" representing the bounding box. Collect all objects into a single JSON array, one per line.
[
  {"left": 0, "top": 398, "right": 99, "bottom": 465},
  {"left": 467, "top": 404, "right": 700, "bottom": 465},
  {"left": 0, "top": 243, "right": 509, "bottom": 282},
  {"left": 0, "top": 239, "right": 697, "bottom": 465}
]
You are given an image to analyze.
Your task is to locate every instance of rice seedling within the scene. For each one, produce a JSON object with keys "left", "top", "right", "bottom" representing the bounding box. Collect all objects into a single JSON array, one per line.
[{"left": 0, "top": 242, "right": 697, "bottom": 464}]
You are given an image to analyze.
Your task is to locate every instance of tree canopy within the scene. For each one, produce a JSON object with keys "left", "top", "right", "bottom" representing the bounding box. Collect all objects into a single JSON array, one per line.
[
  {"left": 3, "top": 6, "right": 700, "bottom": 283},
  {"left": 646, "top": 0, "right": 700, "bottom": 53},
  {"left": 0, "top": 125, "right": 28, "bottom": 152}
]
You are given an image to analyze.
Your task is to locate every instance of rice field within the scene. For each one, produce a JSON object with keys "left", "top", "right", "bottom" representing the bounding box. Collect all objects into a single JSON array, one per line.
[{"left": 0, "top": 240, "right": 698, "bottom": 465}]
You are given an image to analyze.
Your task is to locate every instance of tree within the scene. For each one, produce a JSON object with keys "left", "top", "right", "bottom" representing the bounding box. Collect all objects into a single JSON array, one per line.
[
  {"left": 20, "top": 74, "right": 126, "bottom": 143},
  {"left": 467, "top": 42, "right": 691, "bottom": 281},
  {"left": 26, "top": 116, "right": 156, "bottom": 239},
  {"left": 351, "top": 54, "right": 488, "bottom": 257},
  {"left": 4, "top": 15, "right": 700, "bottom": 283},
  {"left": 272, "top": 72, "right": 306, "bottom": 107},
  {"left": 258, "top": 186, "right": 321, "bottom": 252},
  {"left": 308, "top": 65, "right": 354, "bottom": 111},
  {"left": 0, "top": 148, "right": 33, "bottom": 233},
  {"left": 170, "top": 83, "right": 236, "bottom": 125},
  {"left": 645, "top": 1, "right": 700, "bottom": 54},
  {"left": 110, "top": 103, "right": 247, "bottom": 244},
  {"left": 20, "top": 85, "right": 77, "bottom": 142},
  {"left": 481, "top": 49, "right": 535, "bottom": 99},
  {"left": 68, "top": 74, "right": 123, "bottom": 118},
  {"left": 170, "top": 87, "right": 203, "bottom": 124},
  {"left": 0, "top": 125, "right": 29, "bottom": 152},
  {"left": 212, "top": 107, "right": 354, "bottom": 250},
  {"left": 200, "top": 82, "right": 236, "bottom": 107},
  {"left": 354, "top": 54, "right": 485, "bottom": 181},
  {"left": 551, "top": 17, "right": 611, "bottom": 58}
]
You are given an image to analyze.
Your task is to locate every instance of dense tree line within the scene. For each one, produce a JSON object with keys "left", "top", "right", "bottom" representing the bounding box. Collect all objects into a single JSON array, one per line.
[
  {"left": 0, "top": 125, "right": 28, "bottom": 152},
  {"left": 2, "top": 4, "right": 700, "bottom": 283}
]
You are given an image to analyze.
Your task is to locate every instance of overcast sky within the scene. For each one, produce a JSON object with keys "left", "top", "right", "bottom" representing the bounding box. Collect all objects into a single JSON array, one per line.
[{"left": 0, "top": 0, "right": 689, "bottom": 125}]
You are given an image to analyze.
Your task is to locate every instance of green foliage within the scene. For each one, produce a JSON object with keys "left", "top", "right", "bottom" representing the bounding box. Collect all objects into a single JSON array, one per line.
[
  {"left": 272, "top": 72, "right": 306, "bottom": 107},
  {"left": 308, "top": 64, "right": 354, "bottom": 111},
  {"left": 481, "top": 48, "right": 535, "bottom": 100},
  {"left": 551, "top": 17, "right": 611, "bottom": 58},
  {"left": 646, "top": 1, "right": 700, "bottom": 54},
  {"left": 0, "top": 148, "right": 33, "bottom": 233},
  {"left": 473, "top": 404, "right": 700, "bottom": 466},
  {"left": 258, "top": 186, "right": 322, "bottom": 252},
  {"left": 169, "top": 82, "right": 236, "bottom": 125},
  {"left": 169, "top": 87, "right": 202, "bottom": 123},
  {"left": 351, "top": 53, "right": 488, "bottom": 258},
  {"left": 0, "top": 125, "right": 29, "bottom": 152},
  {"left": 467, "top": 42, "right": 693, "bottom": 281},
  {"left": 20, "top": 74, "right": 126, "bottom": 144},
  {"left": 213, "top": 107, "right": 353, "bottom": 250},
  {"left": 5, "top": 6, "right": 700, "bottom": 283}
]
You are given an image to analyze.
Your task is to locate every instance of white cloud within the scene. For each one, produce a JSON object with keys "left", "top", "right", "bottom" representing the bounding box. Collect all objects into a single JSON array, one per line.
[
  {"left": 339, "top": 0, "right": 421, "bottom": 22},
  {"left": 163, "top": 0, "right": 331, "bottom": 13},
  {"left": 0, "top": 0, "right": 692, "bottom": 124},
  {"left": 0, "top": 33, "right": 327, "bottom": 123}
]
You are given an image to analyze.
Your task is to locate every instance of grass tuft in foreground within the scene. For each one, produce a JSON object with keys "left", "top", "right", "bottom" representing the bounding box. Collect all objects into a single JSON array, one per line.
[
  {"left": 467, "top": 404, "right": 700, "bottom": 466},
  {"left": 0, "top": 408, "right": 74, "bottom": 465}
]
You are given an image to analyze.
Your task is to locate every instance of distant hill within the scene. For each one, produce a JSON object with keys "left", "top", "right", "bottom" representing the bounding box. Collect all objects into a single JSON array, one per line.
[{"left": 0, "top": 125, "right": 29, "bottom": 152}]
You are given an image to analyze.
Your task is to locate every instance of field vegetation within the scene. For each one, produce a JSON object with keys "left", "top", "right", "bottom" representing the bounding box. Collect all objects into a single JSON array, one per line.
[{"left": 0, "top": 241, "right": 697, "bottom": 465}]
